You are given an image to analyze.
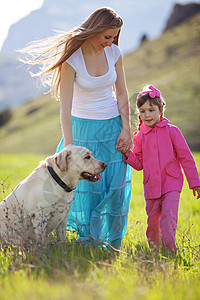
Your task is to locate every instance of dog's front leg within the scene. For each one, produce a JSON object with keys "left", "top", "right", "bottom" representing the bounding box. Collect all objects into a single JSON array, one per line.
[{"left": 32, "top": 216, "right": 48, "bottom": 244}]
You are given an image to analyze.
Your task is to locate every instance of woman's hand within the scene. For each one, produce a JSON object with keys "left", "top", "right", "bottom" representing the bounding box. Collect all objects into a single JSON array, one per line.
[{"left": 116, "top": 128, "right": 132, "bottom": 154}]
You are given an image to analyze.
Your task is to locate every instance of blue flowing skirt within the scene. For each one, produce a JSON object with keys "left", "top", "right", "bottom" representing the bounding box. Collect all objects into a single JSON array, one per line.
[{"left": 56, "top": 115, "right": 132, "bottom": 247}]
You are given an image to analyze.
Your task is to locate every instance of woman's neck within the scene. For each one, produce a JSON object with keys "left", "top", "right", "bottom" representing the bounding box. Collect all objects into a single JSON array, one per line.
[{"left": 81, "top": 40, "right": 101, "bottom": 55}]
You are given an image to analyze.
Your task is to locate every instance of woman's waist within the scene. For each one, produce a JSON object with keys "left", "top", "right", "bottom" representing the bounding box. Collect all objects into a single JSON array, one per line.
[
  {"left": 71, "top": 115, "right": 122, "bottom": 141},
  {"left": 72, "top": 100, "right": 120, "bottom": 120},
  {"left": 72, "top": 92, "right": 117, "bottom": 105}
]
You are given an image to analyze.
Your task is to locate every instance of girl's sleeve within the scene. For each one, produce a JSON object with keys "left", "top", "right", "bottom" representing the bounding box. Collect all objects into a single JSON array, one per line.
[
  {"left": 123, "top": 132, "right": 143, "bottom": 170},
  {"left": 170, "top": 126, "right": 200, "bottom": 188}
]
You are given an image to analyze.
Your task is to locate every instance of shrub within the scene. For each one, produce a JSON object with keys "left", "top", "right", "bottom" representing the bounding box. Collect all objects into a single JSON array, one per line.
[{"left": 0, "top": 108, "right": 12, "bottom": 127}]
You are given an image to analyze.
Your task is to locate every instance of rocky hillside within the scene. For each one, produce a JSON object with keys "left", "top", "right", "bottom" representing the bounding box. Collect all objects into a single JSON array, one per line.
[{"left": 164, "top": 2, "right": 200, "bottom": 31}]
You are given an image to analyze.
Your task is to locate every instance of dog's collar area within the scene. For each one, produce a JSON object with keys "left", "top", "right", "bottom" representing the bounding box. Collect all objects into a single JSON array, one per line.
[{"left": 47, "top": 166, "right": 74, "bottom": 193}]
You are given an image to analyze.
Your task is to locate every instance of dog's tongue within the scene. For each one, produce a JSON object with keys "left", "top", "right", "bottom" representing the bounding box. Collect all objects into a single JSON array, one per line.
[{"left": 97, "top": 174, "right": 102, "bottom": 180}]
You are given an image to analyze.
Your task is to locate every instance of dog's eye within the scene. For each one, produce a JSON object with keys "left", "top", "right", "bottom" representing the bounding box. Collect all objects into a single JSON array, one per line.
[{"left": 85, "top": 155, "right": 91, "bottom": 160}]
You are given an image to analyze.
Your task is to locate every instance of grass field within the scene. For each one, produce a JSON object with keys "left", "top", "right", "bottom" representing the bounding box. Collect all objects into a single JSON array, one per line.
[{"left": 0, "top": 153, "right": 200, "bottom": 300}]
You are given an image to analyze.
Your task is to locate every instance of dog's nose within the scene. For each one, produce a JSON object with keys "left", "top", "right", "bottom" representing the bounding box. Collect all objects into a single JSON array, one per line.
[{"left": 102, "top": 162, "right": 107, "bottom": 169}]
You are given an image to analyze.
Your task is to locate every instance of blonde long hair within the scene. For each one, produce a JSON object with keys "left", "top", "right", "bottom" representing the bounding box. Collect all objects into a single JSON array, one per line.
[{"left": 19, "top": 7, "right": 123, "bottom": 99}]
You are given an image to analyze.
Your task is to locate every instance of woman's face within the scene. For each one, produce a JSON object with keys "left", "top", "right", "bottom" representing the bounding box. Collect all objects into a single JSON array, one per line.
[{"left": 89, "top": 28, "right": 120, "bottom": 51}]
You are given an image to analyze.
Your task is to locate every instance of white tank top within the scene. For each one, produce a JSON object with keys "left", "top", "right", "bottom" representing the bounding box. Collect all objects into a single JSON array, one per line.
[{"left": 66, "top": 43, "right": 121, "bottom": 120}]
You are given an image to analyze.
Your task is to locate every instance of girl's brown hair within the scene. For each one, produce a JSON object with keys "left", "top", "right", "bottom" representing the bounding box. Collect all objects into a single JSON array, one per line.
[{"left": 19, "top": 7, "right": 123, "bottom": 99}]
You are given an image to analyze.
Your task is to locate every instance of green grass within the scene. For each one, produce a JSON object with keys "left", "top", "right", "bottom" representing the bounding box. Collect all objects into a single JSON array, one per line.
[{"left": 0, "top": 153, "right": 200, "bottom": 299}]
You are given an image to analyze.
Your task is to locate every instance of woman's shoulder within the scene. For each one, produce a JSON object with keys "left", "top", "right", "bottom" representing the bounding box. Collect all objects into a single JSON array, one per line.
[
  {"left": 110, "top": 43, "right": 121, "bottom": 52},
  {"left": 66, "top": 48, "right": 81, "bottom": 72},
  {"left": 106, "top": 43, "right": 122, "bottom": 63}
]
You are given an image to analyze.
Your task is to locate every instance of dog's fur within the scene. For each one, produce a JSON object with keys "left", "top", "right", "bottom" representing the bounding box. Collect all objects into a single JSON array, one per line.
[{"left": 0, "top": 145, "right": 106, "bottom": 244}]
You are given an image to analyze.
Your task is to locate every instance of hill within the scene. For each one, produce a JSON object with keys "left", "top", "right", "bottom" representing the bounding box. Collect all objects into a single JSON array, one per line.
[
  {"left": 0, "top": 94, "right": 61, "bottom": 154},
  {"left": 0, "top": 55, "right": 46, "bottom": 109},
  {"left": 124, "top": 13, "right": 200, "bottom": 151},
  {"left": 0, "top": 13, "right": 199, "bottom": 154}
]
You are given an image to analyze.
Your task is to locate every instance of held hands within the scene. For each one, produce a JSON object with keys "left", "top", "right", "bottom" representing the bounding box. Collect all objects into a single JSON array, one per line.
[
  {"left": 116, "top": 128, "right": 132, "bottom": 157},
  {"left": 192, "top": 186, "right": 200, "bottom": 199}
]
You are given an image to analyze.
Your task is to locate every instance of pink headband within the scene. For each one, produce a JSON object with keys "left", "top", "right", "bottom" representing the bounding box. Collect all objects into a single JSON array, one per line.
[{"left": 137, "top": 85, "right": 161, "bottom": 101}]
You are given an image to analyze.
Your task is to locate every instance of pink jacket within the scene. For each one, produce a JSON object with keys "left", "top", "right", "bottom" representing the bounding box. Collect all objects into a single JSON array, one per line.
[{"left": 124, "top": 118, "right": 200, "bottom": 199}]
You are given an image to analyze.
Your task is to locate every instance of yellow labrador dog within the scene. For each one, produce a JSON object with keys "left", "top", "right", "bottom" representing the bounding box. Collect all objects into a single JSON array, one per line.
[{"left": 0, "top": 145, "right": 106, "bottom": 244}]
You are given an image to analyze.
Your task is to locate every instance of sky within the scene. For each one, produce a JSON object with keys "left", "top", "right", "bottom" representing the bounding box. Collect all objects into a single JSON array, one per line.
[
  {"left": 0, "top": 0, "right": 43, "bottom": 51},
  {"left": 0, "top": 0, "right": 199, "bottom": 52}
]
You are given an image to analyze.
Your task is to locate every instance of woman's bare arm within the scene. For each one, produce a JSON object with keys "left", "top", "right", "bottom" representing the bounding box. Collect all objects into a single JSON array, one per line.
[
  {"left": 115, "top": 55, "right": 132, "bottom": 152},
  {"left": 59, "top": 61, "right": 75, "bottom": 146}
]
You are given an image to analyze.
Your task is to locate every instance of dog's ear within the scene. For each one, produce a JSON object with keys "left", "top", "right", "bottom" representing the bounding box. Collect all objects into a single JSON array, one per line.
[{"left": 55, "top": 151, "right": 71, "bottom": 172}]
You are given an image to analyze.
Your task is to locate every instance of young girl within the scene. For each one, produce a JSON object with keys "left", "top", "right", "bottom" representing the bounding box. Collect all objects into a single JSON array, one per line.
[{"left": 122, "top": 84, "right": 200, "bottom": 252}]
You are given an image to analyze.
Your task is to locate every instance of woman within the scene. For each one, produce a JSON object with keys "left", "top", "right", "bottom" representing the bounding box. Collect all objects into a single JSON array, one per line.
[{"left": 20, "top": 7, "right": 132, "bottom": 248}]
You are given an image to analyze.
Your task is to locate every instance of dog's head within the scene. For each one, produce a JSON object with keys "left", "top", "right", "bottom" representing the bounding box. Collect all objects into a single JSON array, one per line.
[{"left": 54, "top": 145, "right": 107, "bottom": 183}]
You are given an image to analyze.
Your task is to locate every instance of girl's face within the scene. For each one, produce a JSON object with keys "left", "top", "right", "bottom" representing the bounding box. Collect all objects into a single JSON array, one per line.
[
  {"left": 139, "top": 100, "right": 162, "bottom": 127},
  {"left": 89, "top": 28, "right": 120, "bottom": 51}
]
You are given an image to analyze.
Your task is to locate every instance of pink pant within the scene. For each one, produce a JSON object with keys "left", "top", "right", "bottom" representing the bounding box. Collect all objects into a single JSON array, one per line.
[{"left": 145, "top": 191, "right": 180, "bottom": 252}]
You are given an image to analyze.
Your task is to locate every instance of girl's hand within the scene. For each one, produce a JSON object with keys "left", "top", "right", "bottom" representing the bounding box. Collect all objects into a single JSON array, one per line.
[
  {"left": 123, "top": 150, "right": 130, "bottom": 159},
  {"left": 192, "top": 186, "right": 200, "bottom": 199},
  {"left": 116, "top": 129, "right": 132, "bottom": 153}
]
